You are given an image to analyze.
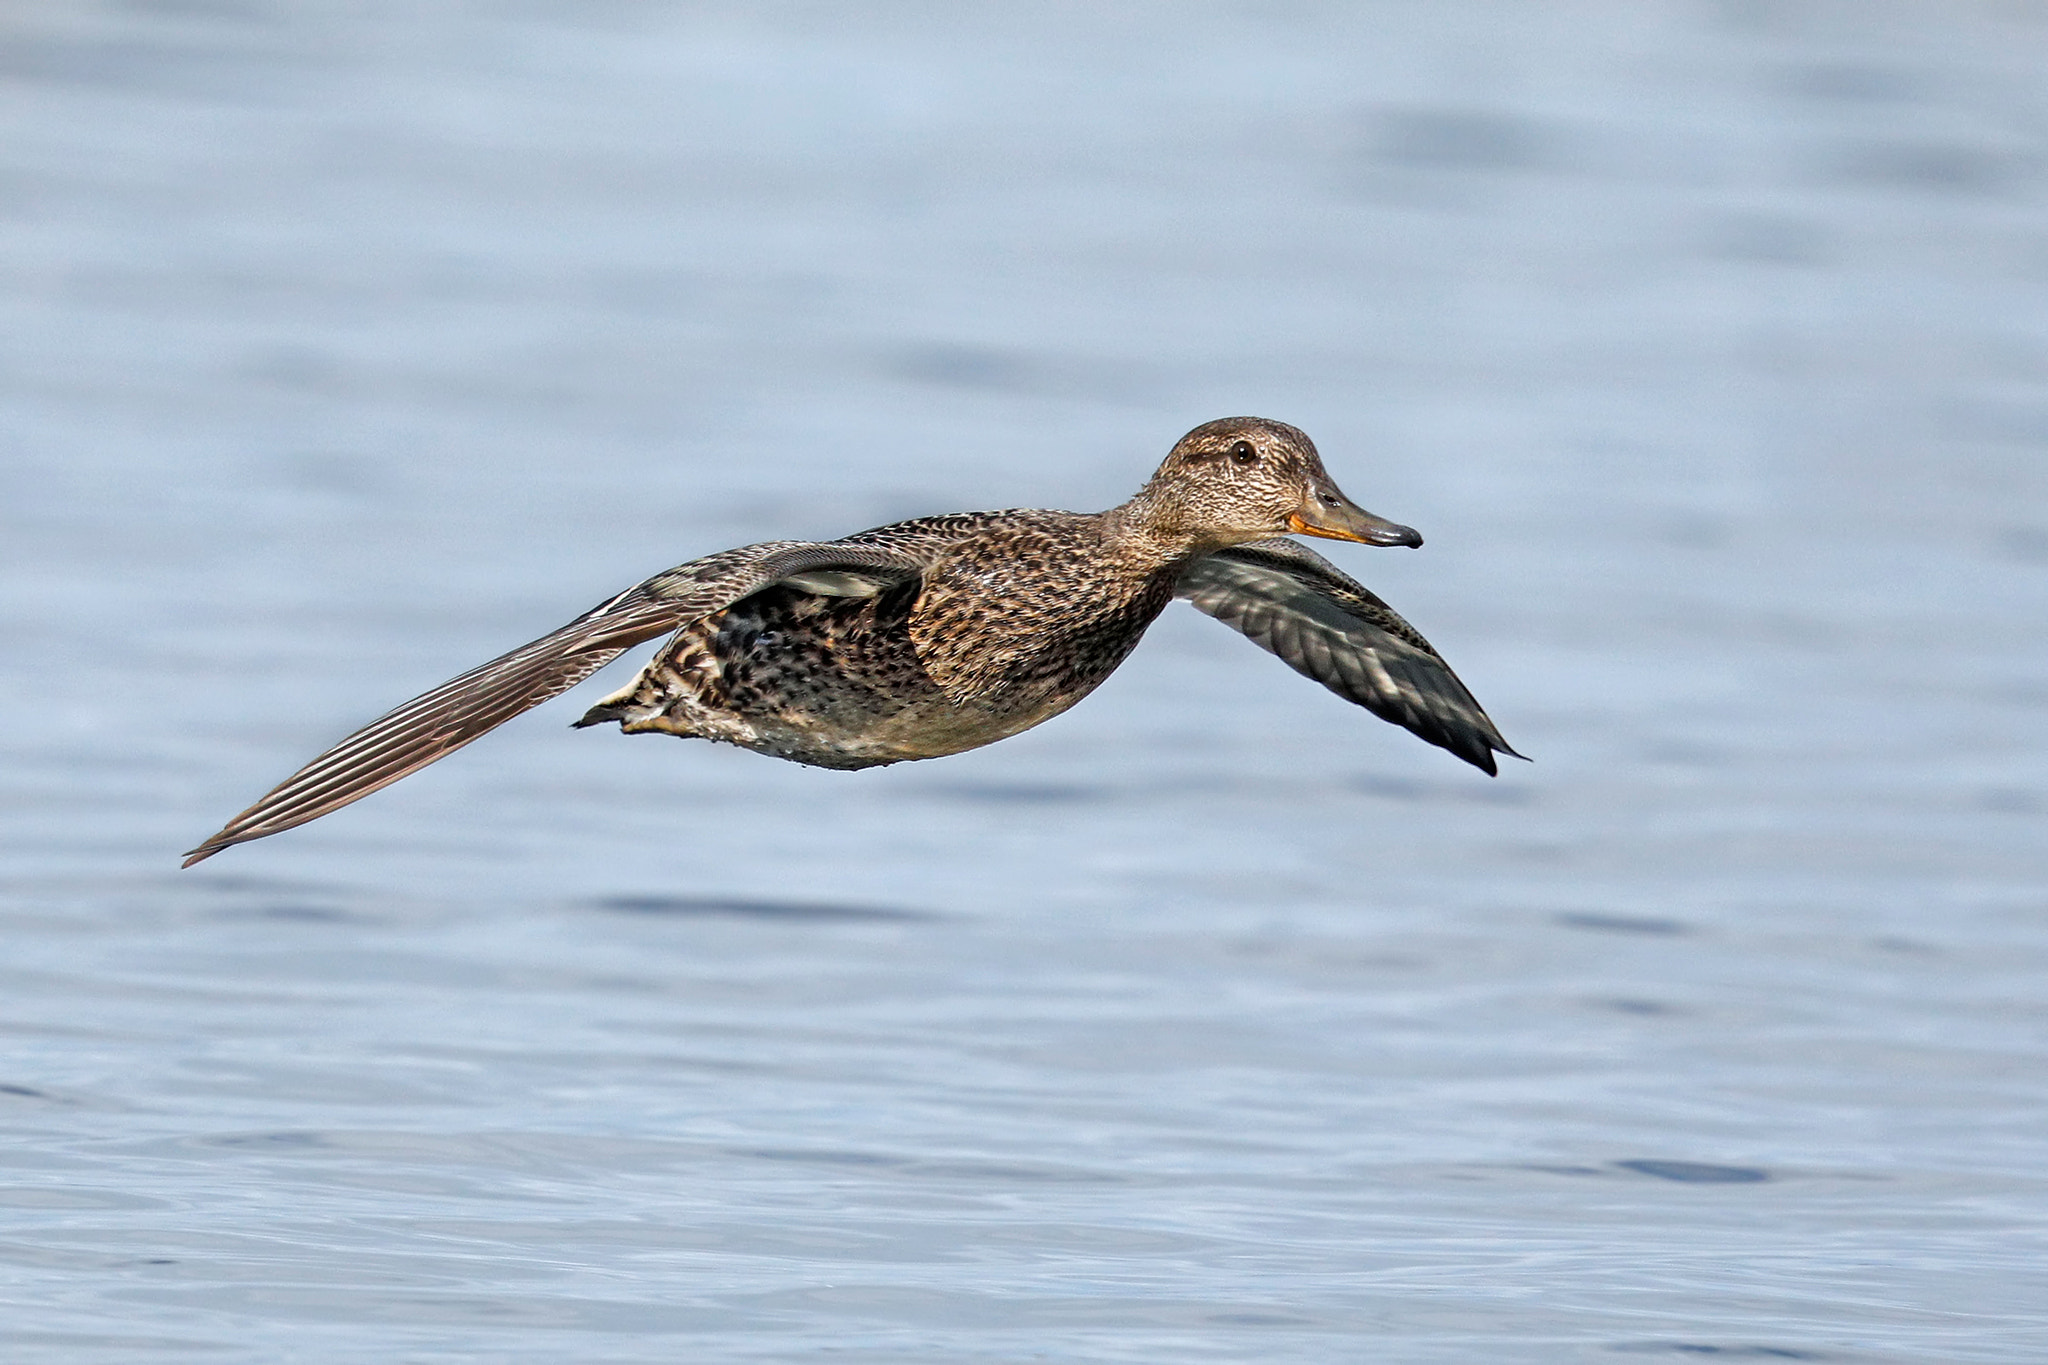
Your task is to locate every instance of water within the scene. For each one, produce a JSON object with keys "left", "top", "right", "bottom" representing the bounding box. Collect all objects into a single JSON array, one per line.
[{"left": 3, "top": 2, "right": 2046, "bottom": 1360}]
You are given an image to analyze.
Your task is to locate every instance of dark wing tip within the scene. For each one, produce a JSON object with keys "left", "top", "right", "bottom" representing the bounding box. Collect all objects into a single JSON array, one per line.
[
  {"left": 181, "top": 827, "right": 252, "bottom": 866},
  {"left": 1461, "top": 728, "right": 1528, "bottom": 776}
]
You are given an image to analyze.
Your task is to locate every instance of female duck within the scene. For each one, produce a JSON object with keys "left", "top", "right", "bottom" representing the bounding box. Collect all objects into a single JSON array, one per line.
[{"left": 184, "top": 417, "right": 1519, "bottom": 865}]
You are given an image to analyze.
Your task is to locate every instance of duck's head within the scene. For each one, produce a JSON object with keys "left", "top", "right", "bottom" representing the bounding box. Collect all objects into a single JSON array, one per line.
[{"left": 1133, "top": 416, "right": 1422, "bottom": 552}]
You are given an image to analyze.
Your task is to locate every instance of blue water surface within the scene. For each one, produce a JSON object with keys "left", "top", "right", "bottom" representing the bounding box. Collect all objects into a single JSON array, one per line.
[{"left": 2, "top": 3, "right": 2045, "bottom": 1361}]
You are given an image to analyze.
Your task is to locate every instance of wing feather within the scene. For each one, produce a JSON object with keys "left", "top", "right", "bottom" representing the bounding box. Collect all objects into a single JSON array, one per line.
[
  {"left": 182, "top": 540, "right": 928, "bottom": 866},
  {"left": 1176, "top": 538, "right": 1521, "bottom": 774}
]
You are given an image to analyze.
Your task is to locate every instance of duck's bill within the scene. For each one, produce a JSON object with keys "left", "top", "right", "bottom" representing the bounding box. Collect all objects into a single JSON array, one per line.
[{"left": 1287, "top": 497, "right": 1423, "bottom": 548}]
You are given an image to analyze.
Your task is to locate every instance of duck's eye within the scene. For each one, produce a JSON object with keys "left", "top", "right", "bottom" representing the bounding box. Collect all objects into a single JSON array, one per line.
[{"left": 1229, "top": 441, "right": 1258, "bottom": 465}]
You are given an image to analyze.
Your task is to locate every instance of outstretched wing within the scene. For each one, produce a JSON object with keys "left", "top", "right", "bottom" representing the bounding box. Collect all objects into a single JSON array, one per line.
[
  {"left": 1175, "top": 537, "right": 1522, "bottom": 774},
  {"left": 182, "top": 541, "right": 927, "bottom": 866}
]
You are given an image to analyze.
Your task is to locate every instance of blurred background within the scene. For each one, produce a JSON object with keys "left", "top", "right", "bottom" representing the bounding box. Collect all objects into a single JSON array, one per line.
[{"left": 2, "top": 2, "right": 2045, "bottom": 1361}]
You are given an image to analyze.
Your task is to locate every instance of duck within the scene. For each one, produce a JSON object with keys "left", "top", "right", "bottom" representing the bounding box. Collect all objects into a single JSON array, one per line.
[{"left": 182, "top": 417, "right": 1521, "bottom": 866}]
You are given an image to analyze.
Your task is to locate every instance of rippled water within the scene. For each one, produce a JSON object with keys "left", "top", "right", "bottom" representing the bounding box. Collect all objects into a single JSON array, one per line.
[{"left": 4, "top": 2, "right": 2047, "bottom": 1361}]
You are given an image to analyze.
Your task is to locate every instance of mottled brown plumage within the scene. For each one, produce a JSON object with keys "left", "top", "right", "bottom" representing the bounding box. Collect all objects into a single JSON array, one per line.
[{"left": 183, "top": 417, "right": 1520, "bottom": 866}]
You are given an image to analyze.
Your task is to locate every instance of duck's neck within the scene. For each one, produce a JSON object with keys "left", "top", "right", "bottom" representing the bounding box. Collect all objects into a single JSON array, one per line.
[{"left": 1097, "top": 486, "right": 1232, "bottom": 575}]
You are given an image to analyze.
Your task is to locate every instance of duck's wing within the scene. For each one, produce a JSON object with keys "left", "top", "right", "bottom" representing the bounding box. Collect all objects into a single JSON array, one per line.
[
  {"left": 181, "top": 541, "right": 929, "bottom": 866},
  {"left": 1175, "top": 537, "right": 1522, "bottom": 775}
]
